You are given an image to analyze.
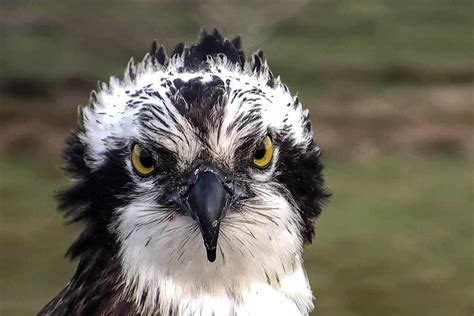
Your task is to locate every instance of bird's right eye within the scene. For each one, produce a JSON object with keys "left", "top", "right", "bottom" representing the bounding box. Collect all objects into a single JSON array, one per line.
[{"left": 131, "top": 144, "right": 156, "bottom": 176}]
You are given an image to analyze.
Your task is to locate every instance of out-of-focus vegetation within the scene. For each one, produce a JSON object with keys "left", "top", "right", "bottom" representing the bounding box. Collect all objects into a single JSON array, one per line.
[
  {"left": 2, "top": 0, "right": 473, "bottom": 88},
  {"left": 0, "top": 0, "right": 472, "bottom": 315}
]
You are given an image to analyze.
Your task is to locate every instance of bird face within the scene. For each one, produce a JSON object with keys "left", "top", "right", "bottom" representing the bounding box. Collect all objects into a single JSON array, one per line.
[{"left": 60, "top": 31, "right": 328, "bottom": 307}]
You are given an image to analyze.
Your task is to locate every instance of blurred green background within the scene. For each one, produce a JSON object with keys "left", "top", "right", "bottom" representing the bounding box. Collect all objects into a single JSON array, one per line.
[{"left": 0, "top": 0, "right": 473, "bottom": 315}]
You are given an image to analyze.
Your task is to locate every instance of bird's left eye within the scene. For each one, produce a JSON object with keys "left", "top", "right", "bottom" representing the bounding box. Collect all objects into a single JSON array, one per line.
[
  {"left": 131, "top": 144, "right": 156, "bottom": 176},
  {"left": 253, "top": 136, "right": 274, "bottom": 168}
]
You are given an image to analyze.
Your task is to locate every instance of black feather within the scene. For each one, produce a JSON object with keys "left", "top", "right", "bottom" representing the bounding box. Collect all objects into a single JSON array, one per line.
[
  {"left": 150, "top": 40, "right": 167, "bottom": 66},
  {"left": 276, "top": 137, "right": 330, "bottom": 243},
  {"left": 174, "top": 29, "right": 246, "bottom": 70},
  {"left": 171, "top": 42, "right": 185, "bottom": 57}
]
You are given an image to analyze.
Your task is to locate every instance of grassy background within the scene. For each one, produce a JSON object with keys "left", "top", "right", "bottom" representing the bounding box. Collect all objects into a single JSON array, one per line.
[{"left": 1, "top": 0, "right": 473, "bottom": 315}]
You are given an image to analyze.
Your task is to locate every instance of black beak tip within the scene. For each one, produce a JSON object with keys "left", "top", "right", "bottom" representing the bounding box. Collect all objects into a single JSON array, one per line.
[{"left": 206, "top": 248, "right": 217, "bottom": 262}]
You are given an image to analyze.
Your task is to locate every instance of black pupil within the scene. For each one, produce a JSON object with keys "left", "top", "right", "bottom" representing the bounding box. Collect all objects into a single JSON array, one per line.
[
  {"left": 254, "top": 143, "right": 266, "bottom": 160},
  {"left": 139, "top": 151, "right": 154, "bottom": 168}
]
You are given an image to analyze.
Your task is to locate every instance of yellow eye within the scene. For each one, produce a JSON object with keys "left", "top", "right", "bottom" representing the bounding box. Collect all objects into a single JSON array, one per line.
[
  {"left": 253, "top": 136, "right": 273, "bottom": 168},
  {"left": 131, "top": 144, "right": 156, "bottom": 176}
]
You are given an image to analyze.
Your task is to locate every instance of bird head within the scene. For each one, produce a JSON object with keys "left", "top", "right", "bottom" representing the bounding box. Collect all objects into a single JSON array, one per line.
[{"left": 59, "top": 30, "right": 328, "bottom": 306}]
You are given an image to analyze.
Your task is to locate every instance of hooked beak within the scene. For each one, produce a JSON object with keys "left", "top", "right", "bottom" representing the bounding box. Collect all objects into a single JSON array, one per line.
[
  {"left": 187, "top": 170, "right": 227, "bottom": 262},
  {"left": 168, "top": 165, "right": 236, "bottom": 262}
]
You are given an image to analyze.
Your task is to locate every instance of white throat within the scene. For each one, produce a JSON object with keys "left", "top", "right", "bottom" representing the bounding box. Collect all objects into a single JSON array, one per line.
[
  {"left": 115, "top": 192, "right": 314, "bottom": 315},
  {"left": 136, "top": 264, "right": 313, "bottom": 316}
]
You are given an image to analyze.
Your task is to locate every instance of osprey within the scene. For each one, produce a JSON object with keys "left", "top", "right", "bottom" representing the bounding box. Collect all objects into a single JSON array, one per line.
[{"left": 39, "top": 30, "right": 329, "bottom": 316}]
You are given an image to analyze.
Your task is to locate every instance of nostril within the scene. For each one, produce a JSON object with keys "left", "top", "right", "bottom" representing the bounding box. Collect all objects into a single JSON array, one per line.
[
  {"left": 222, "top": 181, "right": 233, "bottom": 192},
  {"left": 234, "top": 184, "right": 251, "bottom": 200}
]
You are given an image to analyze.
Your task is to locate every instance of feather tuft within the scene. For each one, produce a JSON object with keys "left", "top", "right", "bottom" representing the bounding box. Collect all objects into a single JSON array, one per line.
[
  {"left": 150, "top": 40, "right": 167, "bottom": 66},
  {"left": 125, "top": 57, "right": 137, "bottom": 83}
]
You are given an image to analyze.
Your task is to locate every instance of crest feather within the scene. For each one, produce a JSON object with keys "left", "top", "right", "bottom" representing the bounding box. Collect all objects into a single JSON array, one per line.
[{"left": 149, "top": 40, "right": 168, "bottom": 66}]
